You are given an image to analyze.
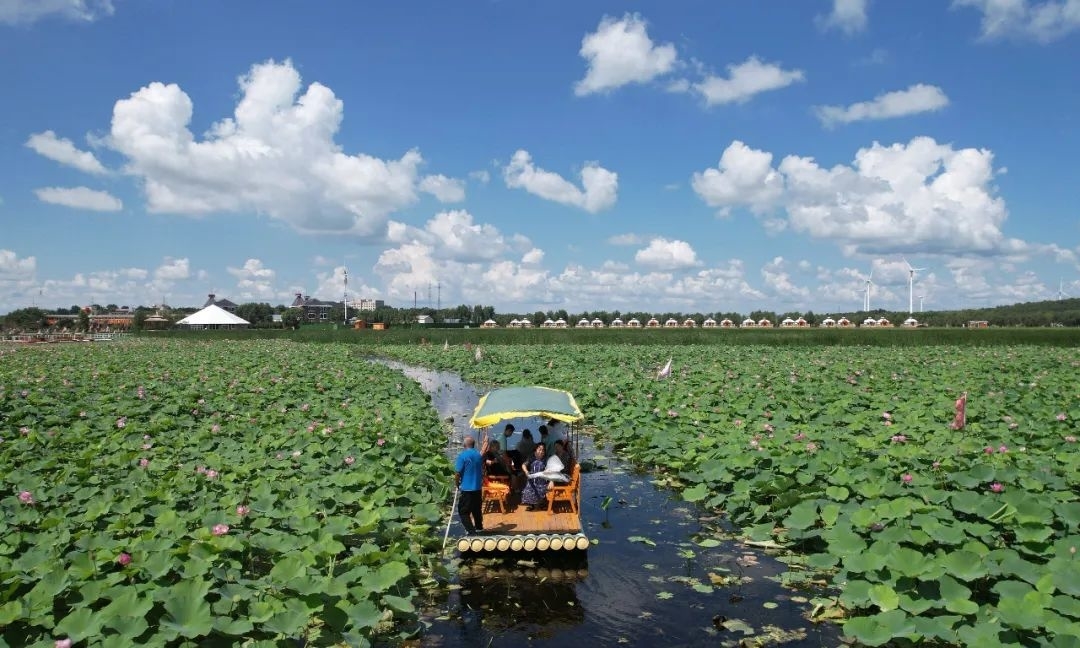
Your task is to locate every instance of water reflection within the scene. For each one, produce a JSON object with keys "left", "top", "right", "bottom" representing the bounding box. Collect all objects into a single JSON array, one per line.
[{"left": 377, "top": 359, "right": 841, "bottom": 647}]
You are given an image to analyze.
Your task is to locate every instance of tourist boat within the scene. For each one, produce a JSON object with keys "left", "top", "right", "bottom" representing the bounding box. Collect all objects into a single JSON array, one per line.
[{"left": 455, "top": 386, "right": 588, "bottom": 553}]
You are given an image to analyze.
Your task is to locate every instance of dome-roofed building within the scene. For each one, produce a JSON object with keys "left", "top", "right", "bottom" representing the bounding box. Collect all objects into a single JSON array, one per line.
[
  {"left": 521, "top": 319, "right": 533, "bottom": 328},
  {"left": 703, "top": 318, "right": 718, "bottom": 328},
  {"left": 682, "top": 318, "right": 696, "bottom": 328},
  {"left": 821, "top": 317, "right": 837, "bottom": 328},
  {"left": 902, "top": 317, "right": 919, "bottom": 328},
  {"left": 861, "top": 317, "right": 878, "bottom": 327},
  {"left": 781, "top": 317, "right": 796, "bottom": 328},
  {"left": 795, "top": 317, "right": 809, "bottom": 327},
  {"left": 877, "top": 317, "right": 893, "bottom": 328},
  {"left": 541, "top": 318, "right": 556, "bottom": 328},
  {"left": 758, "top": 318, "right": 774, "bottom": 328},
  {"left": 554, "top": 318, "right": 567, "bottom": 328},
  {"left": 664, "top": 318, "right": 679, "bottom": 328},
  {"left": 481, "top": 319, "right": 499, "bottom": 328},
  {"left": 576, "top": 318, "right": 591, "bottom": 328},
  {"left": 720, "top": 318, "right": 735, "bottom": 328},
  {"left": 627, "top": 318, "right": 642, "bottom": 328},
  {"left": 837, "top": 317, "right": 853, "bottom": 328},
  {"left": 610, "top": 318, "right": 625, "bottom": 328},
  {"left": 508, "top": 318, "right": 521, "bottom": 328},
  {"left": 646, "top": 318, "right": 661, "bottom": 328},
  {"left": 591, "top": 318, "right": 604, "bottom": 328},
  {"left": 741, "top": 318, "right": 757, "bottom": 328}
]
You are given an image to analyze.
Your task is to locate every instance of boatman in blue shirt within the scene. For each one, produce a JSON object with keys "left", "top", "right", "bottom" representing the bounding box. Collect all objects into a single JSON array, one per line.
[{"left": 455, "top": 436, "right": 484, "bottom": 534}]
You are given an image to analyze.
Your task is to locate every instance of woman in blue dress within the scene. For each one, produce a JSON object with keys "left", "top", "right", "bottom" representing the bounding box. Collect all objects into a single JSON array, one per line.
[{"left": 520, "top": 444, "right": 549, "bottom": 511}]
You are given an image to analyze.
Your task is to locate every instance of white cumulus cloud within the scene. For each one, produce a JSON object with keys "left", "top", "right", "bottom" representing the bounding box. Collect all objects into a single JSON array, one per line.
[
  {"left": 815, "top": 84, "right": 950, "bottom": 127},
  {"left": 692, "top": 137, "right": 1025, "bottom": 256},
  {"left": 419, "top": 174, "right": 466, "bottom": 203},
  {"left": 25, "top": 131, "right": 107, "bottom": 174},
  {"left": 105, "top": 58, "right": 431, "bottom": 236},
  {"left": 387, "top": 210, "right": 518, "bottom": 261},
  {"left": 691, "top": 56, "right": 805, "bottom": 106},
  {"left": 691, "top": 141, "right": 785, "bottom": 216},
  {"left": 0, "top": 0, "right": 114, "bottom": 25},
  {"left": 227, "top": 258, "right": 277, "bottom": 301},
  {"left": 635, "top": 238, "right": 700, "bottom": 270},
  {"left": 154, "top": 257, "right": 190, "bottom": 281},
  {"left": 955, "top": 0, "right": 1080, "bottom": 42},
  {"left": 817, "top": 0, "right": 870, "bottom": 34},
  {"left": 503, "top": 150, "right": 617, "bottom": 213},
  {"left": 575, "top": 13, "right": 679, "bottom": 95},
  {"left": 35, "top": 186, "right": 122, "bottom": 211}
]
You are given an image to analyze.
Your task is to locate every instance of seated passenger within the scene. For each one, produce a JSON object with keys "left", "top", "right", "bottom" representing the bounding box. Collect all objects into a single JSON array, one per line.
[
  {"left": 483, "top": 440, "right": 509, "bottom": 477},
  {"left": 520, "top": 444, "right": 550, "bottom": 511},
  {"left": 553, "top": 439, "right": 576, "bottom": 476}
]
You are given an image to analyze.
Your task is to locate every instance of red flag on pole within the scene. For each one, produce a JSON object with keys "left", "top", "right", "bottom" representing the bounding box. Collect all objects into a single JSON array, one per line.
[{"left": 950, "top": 392, "right": 967, "bottom": 430}]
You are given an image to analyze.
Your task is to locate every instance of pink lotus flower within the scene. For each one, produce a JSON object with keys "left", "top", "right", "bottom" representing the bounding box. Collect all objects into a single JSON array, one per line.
[
  {"left": 984, "top": 446, "right": 995, "bottom": 454},
  {"left": 377, "top": 438, "right": 386, "bottom": 446},
  {"left": 344, "top": 456, "right": 355, "bottom": 465},
  {"left": 143, "top": 434, "right": 150, "bottom": 440},
  {"left": 141, "top": 443, "right": 152, "bottom": 450},
  {"left": 1057, "top": 412, "right": 1067, "bottom": 421},
  {"left": 236, "top": 505, "right": 250, "bottom": 517},
  {"left": 292, "top": 450, "right": 301, "bottom": 458},
  {"left": 196, "top": 466, "right": 206, "bottom": 474},
  {"left": 763, "top": 423, "right": 774, "bottom": 433},
  {"left": 139, "top": 458, "right": 149, "bottom": 468},
  {"left": 733, "top": 419, "right": 743, "bottom": 426},
  {"left": 205, "top": 469, "right": 218, "bottom": 479},
  {"left": 79, "top": 411, "right": 86, "bottom": 418},
  {"left": 211, "top": 523, "right": 229, "bottom": 536},
  {"left": 301, "top": 403, "right": 310, "bottom": 412},
  {"left": 901, "top": 473, "right": 913, "bottom": 484},
  {"left": 211, "top": 424, "right": 220, "bottom": 433},
  {"left": 117, "top": 552, "right": 131, "bottom": 566},
  {"left": 805, "top": 442, "right": 818, "bottom": 452},
  {"left": 116, "top": 417, "right": 127, "bottom": 429},
  {"left": 18, "top": 490, "right": 34, "bottom": 504},
  {"left": 932, "top": 461, "right": 941, "bottom": 469},
  {"left": 55, "top": 639, "right": 72, "bottom": 648},
  {"left": 998, "top": 445, "right": 1008, "bottom": 453},
  {"left": 793, "top": 432, "right": 807, "bottom": 441},
  {"left": 1066, "top": 436, "right": 1077, "bottom": 443},
  {"left": 883, "top": 412, "right": 892, "bottom": 420},
  {"left": 990, "top": 482, "right": 1005, "bottom": 493},
  {"left": 950, "top": 392, "right": 967, "bottom": 430},
  {"left": 276, "top": 452, "right": 284, "bottom": 460},
  {"left": 891, "top": 434, "right": 907, "bottom": 444}
]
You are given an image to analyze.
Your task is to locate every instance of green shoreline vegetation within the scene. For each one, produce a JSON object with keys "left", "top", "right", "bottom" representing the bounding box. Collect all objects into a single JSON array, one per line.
[{"left": 4, "top": 335, "right": 1079, "bottom": 646}]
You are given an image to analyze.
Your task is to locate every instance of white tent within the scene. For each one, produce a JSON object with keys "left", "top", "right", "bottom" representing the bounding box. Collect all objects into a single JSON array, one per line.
[{"left": 175, "top": 304, "right": 249, "bottom": 330}]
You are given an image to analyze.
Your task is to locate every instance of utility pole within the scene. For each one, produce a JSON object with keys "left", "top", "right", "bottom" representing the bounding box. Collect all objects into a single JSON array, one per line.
[
  {"left": 437, "top": 282, "right": 441, "bottom": 313},
  {"left": 343, "top": 265, "right": 349, "bottom": 325}
]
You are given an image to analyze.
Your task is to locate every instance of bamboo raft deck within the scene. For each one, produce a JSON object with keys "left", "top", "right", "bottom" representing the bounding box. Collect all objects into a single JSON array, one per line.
[{"left": 455, "top": 500, "right": 588, "bottom": 553}]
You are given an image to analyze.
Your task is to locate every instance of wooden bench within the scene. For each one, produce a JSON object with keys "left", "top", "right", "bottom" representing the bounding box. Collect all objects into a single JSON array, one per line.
[
  {"left": 482, "top": 476, "right": 511, "bottom": 513},
  {"left": 546, "top": 464, "right": 580, "bottom": 515}
]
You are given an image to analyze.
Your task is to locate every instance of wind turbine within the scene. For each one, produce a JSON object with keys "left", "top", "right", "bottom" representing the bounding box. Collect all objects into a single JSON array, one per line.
[
  {"left": 918, "top": 295, "right": 925, "bottom": 313},
  {"left": 861, "top": 268, "right": 875, "bottom": 312},
  {"left": 1058, "top": 279, "right": 1070, "bottom": 301},
  {"left": 903, "top": 258, "right": 926, "bottom": 314}
]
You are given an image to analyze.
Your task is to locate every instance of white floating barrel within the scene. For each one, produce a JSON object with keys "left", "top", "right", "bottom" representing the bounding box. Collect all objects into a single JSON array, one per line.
[
  {"left": 550, "top": 536, "right": 564, "bottom": 550},
  {"left": 457, "top": 538, "right": 472, "bottom": 552},
  {"left": 496, "top": 537, "right": 511, "bottom": 551},
  {"left": 470, "top": 538, "right": 484, "bottom": 552},
  {"left": 509, "top": 537, "right": 524, "bottom": 551},
  {"left": 537, "top": 536, "right": 551, "bottom": 551},
  {"left": 483, "top": 538, "right": 497, "bottom": 552},
  {"left": 522, "top": 535, "right": 537, "bottom": 551},
  {"left": 575, "top": 534, "right": 590, "bottom": 550}
]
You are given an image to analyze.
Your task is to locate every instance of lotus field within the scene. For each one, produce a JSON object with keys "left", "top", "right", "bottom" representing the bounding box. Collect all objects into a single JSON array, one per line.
[
  {"left": 376, "top": 342, "right": 1080, "bottom": 646},
  {"left": 1, "top": 340, "right": 451, "bottom": 647}
]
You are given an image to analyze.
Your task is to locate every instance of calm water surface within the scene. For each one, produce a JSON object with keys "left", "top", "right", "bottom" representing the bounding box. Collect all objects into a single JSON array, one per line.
[{"left": 381, "top": 360, "right": 841, "bottom": 648}]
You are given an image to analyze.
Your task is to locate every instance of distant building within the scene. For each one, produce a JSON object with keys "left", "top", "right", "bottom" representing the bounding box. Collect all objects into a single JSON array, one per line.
[
  {"left": 357, "top": 298, "right": 385, "bottom": 311},
  {"left": 203, "top": 293, "right": 239, "bottom": 313},
  {"left": 290, "top": 293, "right": 338, "bottom": 322},
  {"left": 416, "top": 314, "right": 434, "bottom": 325}
]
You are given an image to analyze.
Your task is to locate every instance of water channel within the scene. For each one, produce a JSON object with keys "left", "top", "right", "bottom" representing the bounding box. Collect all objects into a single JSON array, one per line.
[{"left": 382, "top": 360, "right": 842, "bottom": 647}]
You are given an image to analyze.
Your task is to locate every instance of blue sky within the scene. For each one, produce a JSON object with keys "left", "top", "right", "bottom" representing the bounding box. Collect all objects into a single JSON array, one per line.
[{"left": 2, "top": 0, "right": 1079, "bottom": 315}]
